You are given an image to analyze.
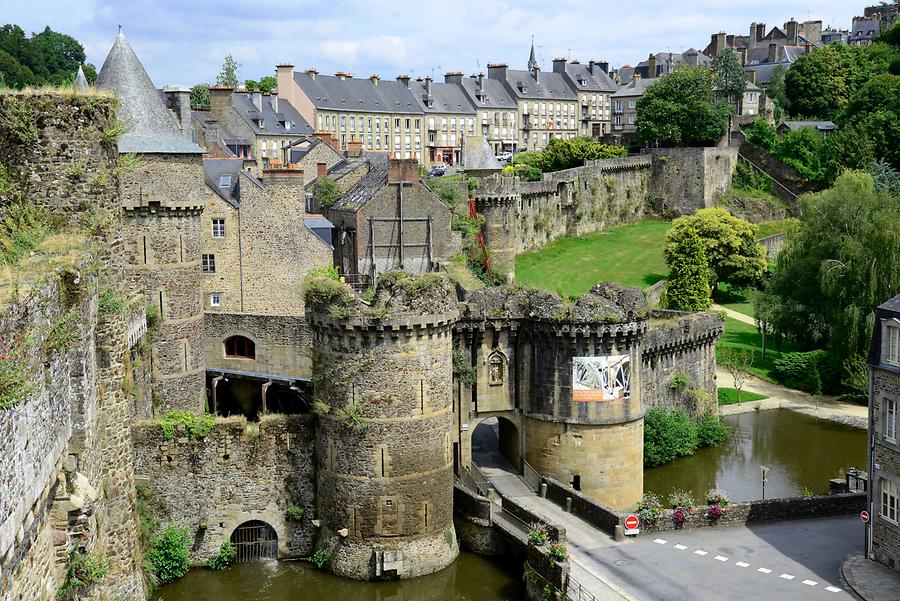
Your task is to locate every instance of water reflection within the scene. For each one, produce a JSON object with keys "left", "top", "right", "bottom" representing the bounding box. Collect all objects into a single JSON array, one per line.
[
  {"left": 157, "top": 551, "right": 523, "bottom": 601},
  {"left": 644, "top": 409, "right": 866, "bottom": 502}
]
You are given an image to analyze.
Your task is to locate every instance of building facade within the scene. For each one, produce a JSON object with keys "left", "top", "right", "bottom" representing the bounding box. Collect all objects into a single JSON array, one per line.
[
  {"left": 868, "top": 293, "right": 900, "bottom": 571},
  {"left": 611, "top": 74, "right": 658, "bottom": 135},
  {"left": 553, "top": 59, "right": 616, "bottom": 138},
  {"left": 407, "top": 76, "right": 476, "bottom": 166},
  {"left": 450, "top": 72, "right": 518, "bottom": 155}
]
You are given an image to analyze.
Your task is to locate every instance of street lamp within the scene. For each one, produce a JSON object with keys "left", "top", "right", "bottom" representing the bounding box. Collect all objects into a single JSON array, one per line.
[{"left": 761, "top": 465, "right": 769, "bottom": 500}]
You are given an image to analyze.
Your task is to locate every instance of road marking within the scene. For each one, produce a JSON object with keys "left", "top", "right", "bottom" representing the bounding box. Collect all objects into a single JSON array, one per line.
[
  {"left": 674, "top": 544, "right": 687, "bottom": 550},
  {"left": 653, "top": 539, "right": 667, "bottom": 545},
  {"left": 757, "top": 568, "right": 772, "bottom": 574},
  {"left": 714, "top": 555, "right": 728, "bottom": 562},
  {"left": 735, "top": 562, "right": 750, "bottom": 567},
  {"left": 693, "top": 550, "right": 708, "bottom": 556},
  {"left": 779, "top": 574, "right": 795, "bottom": 580},
  {"left": 825, "top": 586, "right": 842, "bottom": 593},
  {"left": 802, "top": 579, "right": 818, "bottom": 586}
]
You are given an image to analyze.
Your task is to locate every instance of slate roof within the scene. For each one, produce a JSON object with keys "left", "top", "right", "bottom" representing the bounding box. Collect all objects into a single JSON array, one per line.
[
  {"left": 782, "top": 120, "right": 837, "bottom": 132},
  {"left": 502, "top": 69, "right": 577, "bottom": 101},
  {"left": 232, "top": 92, "right": 313, "bottom": 137},
  {"left": 868, "top": 293, "right": 900, "bottom": 366},
  {"left": 457, "top": 76, "right": 517, "bottom": 111},
  {"left": 74, "top": 65, "right": 88, "bottom": 92},
  {"left": 408, "top": 79, "right": 476, "bottom": 114},
  {"left": 330, "top": 161, "right": 390, "bottom": 210},
  {"left": 560, "top": 62, "right": 618, "bottom": 94},
  {"left": 204, "top": 159, "right": 242, "bottom": 207},
  {"left": 747, "top": 62, "right": 791, "bottom": 87},
  {"left": 462, "top": 135, "right": 501, "bottom": 172},
  {"left": 850, "top": 18, "right": 881, "bottom": 43},
  {"left": 294, "top": 72, "right": 422, "bottom": 114},
  {"left": 611, "top": 77, "right": 659, "bottom": 98},
  {"left": 95, "top": 29, "right": 203, "bottom": 154}
]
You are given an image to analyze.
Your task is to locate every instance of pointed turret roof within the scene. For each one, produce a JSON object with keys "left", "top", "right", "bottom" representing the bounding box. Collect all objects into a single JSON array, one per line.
[
  {"left": 528, "top": 38, "right": 538, "bottom": 71},
  {"left": 74, "top": 65, "right": 88, "bottom": 92},
  {"left": 95, "top": 28, "right": 203, "bottom": 154}
]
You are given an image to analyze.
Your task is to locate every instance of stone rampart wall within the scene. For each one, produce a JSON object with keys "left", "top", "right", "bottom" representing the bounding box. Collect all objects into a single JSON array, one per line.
[
  {"left": 131, "top": 413, "right": 317, "bottom": 561},
  {"left": 649, "top": 147, "right": 737, "bottom": 217}
]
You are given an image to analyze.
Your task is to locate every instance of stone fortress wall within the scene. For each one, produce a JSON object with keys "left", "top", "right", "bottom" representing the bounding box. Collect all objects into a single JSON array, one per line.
[
  {"left": 0, "top": 93, "right": 145, "bottom": 601},
  {"left": 475, "top": 148, "right": 737, "bottom": 277}
]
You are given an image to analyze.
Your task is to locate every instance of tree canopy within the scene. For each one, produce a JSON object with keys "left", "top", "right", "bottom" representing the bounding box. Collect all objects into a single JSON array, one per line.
[
  {"left": 664, "top": 208, "right": 767, "bottom": 295},
  {"left": 712, "top": 48, "right": 746, "bottom": 101},
  {"left": 190, "top": 84, "right": 210, "bottom": 109},
  {"left": 507, "top": 137, "right": 626, "bottom": 178},
  {"left": 636, "top": 66, "right": 732, "bottom": 147},
  {"left": 664, "top": 228, "right": 711, "bottom": 311},
  {"left": 0, "top": 24, "right": 95, "bottom": 88},
  {"left": 757, "top": 171, "right": 900, "bottom": 370},
  {"left": 216, "top": 54, "right": 239, "bottom": 88},
  {"left": 244, "top": 75, "right": 277, "bottom": 93},
  {"left": 840, "top": 73, "right": 900, "bottom": 169}
]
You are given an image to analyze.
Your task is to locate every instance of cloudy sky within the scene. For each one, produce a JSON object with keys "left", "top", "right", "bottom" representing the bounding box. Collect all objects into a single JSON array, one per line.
[{"left": 6, "top": 0, "right": 862, "bottom": 87}]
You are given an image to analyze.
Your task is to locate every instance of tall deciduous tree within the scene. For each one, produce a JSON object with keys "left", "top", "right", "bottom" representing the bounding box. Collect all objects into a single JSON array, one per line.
[
  {"left": 664, "top": 229, "right": 711, "bottom": 311},
  {"left": 636, "top": 66, "right": 732, "bottom": 147},
  {"left": 712, "top": 48, "right": 746, "bottom": 103},
  {"left": 216, "top": 54, "right": 239, "bottom": 88},
  {"left": 190, "top": 83, "right": 210, "bottom": 109},
  {"left": 758, "top": 171, "right": 900, "bottom": 369},
  {"left": 840, "top": 73, "right": 900, "bottom": 169},
  {"left": 664, "top": 208, "right": 767, "bottom": 296},
  {"left": 0, "top": 24, "right": 93, "bottom": 88}
]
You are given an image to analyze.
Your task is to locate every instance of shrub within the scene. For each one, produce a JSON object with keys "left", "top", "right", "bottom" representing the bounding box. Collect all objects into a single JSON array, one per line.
[
  {"left": 696, "top": 412, "right": 729, "bottom": 447},
  {"left": 528, "top": 524, "right": 549, "bottom": 546},
  {"left": 705, "top": 488, "right": 729, "bottom": 506},
  {"left": 743, "top": 118, "right": 777, "bottom": 152},
  {"left": 548, "top": 543, "right": 568, "bottom": 563},
  {"left": 311, "top": 548, "right": 329, "bottom": 569},
  {"left": 312, "top": 177, "right": 340, "bottom": 209},
  {"left": 57, "top": 550, "right": 109, "bottom": 599},
  {"left": 773, "top": 350, "right": 828, "bottom": 394},
  {"left": 205, "top": 540, "right": 236, "bottom": 570},
  {"left": 0, "top": 356, "right": 31, "bottom": 410},
  {"left": 146, "top": 524, "right": 190, "bottom": 584},
  {"left": 285, "top": 505, "right": 305, "bottom": 521},
  {"left": 312, "top": 399, "right": 331, "bottom": 415},
  {"left": 159, "top": 410, "right": 215, "bottom": 441},
  {"left": 707, "top": 504, "right": 726, "bottom": 523},
  {"left": 635, "top": 492, "right": 661, "bottom": 524},
  {"left": 43, "top": 308, "right": 81, "bottom": 357},
  {"left": 453, "top": 349, "right": 476, "bottom": 386},
  {"left": 98, "top": 289, "right": 125, "bottom": 315},
  {"left": 336, "top": 403, "right": 367, "bottom": 430}
]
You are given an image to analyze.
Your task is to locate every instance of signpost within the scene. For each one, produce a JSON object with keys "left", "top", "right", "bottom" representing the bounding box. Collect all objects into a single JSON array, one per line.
[
  {"left": 861, "top": 510, "right": 869, "bottom": 523},
  {"left": 761, "top": 466, "right": 769, "bottom": 500},
  {"left": 624, "top": 514, "right": 640, "bottom": 536}
]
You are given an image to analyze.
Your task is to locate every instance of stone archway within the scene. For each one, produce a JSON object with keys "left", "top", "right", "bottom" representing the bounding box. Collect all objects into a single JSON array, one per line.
[
  {"left": 229, "top": 520, "right": 278, "bottom": 562},
  {"left": 470, "top": 415, "right": 522, "bottom": 471}
]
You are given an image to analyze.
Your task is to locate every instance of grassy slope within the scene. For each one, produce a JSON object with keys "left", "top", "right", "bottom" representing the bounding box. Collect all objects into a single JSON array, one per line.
[
  {"left": 717, "top": 387, "right": 768, "bottom": 405},
  {"left": 716, "top": 316, "right": 799, "bottom": 383},
  {"left": 515, "top": 220, "right": 671, "bottom": 296}
]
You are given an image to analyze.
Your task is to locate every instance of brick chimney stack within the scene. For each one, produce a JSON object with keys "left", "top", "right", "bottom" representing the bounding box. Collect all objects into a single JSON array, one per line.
[{"left": 388, "top": 157, "right": 419, "bottom": 184}]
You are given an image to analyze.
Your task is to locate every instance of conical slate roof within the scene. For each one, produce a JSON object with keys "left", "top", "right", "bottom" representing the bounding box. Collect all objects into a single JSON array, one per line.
[
  {"left": 95, "top": 28, "right": 202, "bottom": 154},
  {"left": 74, "top": 65, "right": 88, "bottom": 92},
  {"left": 462, "top": 134, "right": 501, "bottom": 174},
  {"left": 528, "top": 38, "right": 538, "bottom": 71}
]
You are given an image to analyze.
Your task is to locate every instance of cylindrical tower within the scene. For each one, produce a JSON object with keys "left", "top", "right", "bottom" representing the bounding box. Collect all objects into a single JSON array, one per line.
[
  {"left": 307, "top": 272, "right": 459, "bottom": 580},
  {"left": 522, "top": 282, "right": 648, "bottom": 510}
]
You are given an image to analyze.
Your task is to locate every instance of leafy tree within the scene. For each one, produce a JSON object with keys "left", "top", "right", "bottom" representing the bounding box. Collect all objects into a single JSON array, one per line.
[
  {"left": 540, "top": 137, "right": 626, "bottom": 171},
  {"left": 665, "top": 208, "right": 767, "bottom": 296},
  {"left": 760, "top": 171, "right": 900, "bottom": 373},
  {"left": 840, "top": 73, "right": 900, "bottom": 169},
  {"left": 820, "top": 124, "right": 874, "bottom": 182},
  {"left": 767, "top": 64, "right": 789, "bottom": 120},
  {"left": 777, "top": 127, "right": 827, "bottom": 182},
  {"left": 879, "top": 22, "right": 900, "bottom": 48},
  {"left": 313, "top": 177, "right": 340, "bottom": 209},
  {"left": 146, "top": 524, "right": 189, "bottom": 584},
  {"left": 636, "top": 65, "right": 732, "bottom": 147},
  {"left": 259, "top": 75, "right": 277, "bottom": 93},
  {"left": 216, "top": 54, "right": 239, "bottom": 88},
  {"left": 190, "top": 83, "right": 210, "bottom": 109},
  {"left": 743, "top": 118, "right": 777, "bottom": 152},
  {"left": 871, "top": 158, "right": 900, "bottom": 195},
  {"left": 720, "top": 347, "right": 754, "bottom": 403},
  {"left": 712, "top": 48, "right": 746, "bottom": 102},
  {"left": 0, "top": 24, "right": 92, "bottom": 88},
  {"left": 243, "top": 78, "right": 258, "bottom": 92},
  {"left": 664, "top": 229, "right": 711, "bottom": 311}
]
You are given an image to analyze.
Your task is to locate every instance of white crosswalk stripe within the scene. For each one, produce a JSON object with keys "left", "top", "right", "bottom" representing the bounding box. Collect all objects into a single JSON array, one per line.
[
  {"left": 714, "top": 555, "right": 728, "bottom": 562},
  {"left": 825, "top": 586, "right": 842, "bottom": 593},
  {"left": 779, "top": 574, "right": 795, "bottom": 580},
  {"left": 693, "top": 550, "right": 708, "bottom": 556},
  {"left": 674, "top": 544, "right": 687, "bottom": 550},
  {"left": 802, "top": 579, "right": 818, "bottom": 586},
  {"left": 757, "top": 568, "right": 772, "bottom": 574},
  {"left": 653, "top": 539, "right": 667, "bottom": 545},
  {"left": 735, "top": 562, "right": 750, "bottom": 567}
]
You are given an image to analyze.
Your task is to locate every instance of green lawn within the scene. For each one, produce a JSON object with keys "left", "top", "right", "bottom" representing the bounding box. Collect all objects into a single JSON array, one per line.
[
  {"left": 515, "top": 220, "right": 671, "bottom": 296},
  {"left": 716, "top": 316, "right": 799, "bottom": 383},
  {"left": 717, "top": 285, "right": 756, "bottom": 318},
  {"left": 755, "top": 219, "right": 797, "bottom": 240},
  {"left": 717, "top": 387, "right": 768, "bottom": 405}
]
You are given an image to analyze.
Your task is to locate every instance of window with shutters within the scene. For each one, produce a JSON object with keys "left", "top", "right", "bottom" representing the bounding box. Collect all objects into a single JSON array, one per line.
[{"left": 881, "top": 479, "right": 898, "bottom": 523}]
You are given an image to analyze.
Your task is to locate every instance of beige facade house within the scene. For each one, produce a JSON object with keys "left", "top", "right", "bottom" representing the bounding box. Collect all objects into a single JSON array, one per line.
[
  {"left": 449, "top": 72, "right": 519, "bottom": 155},
  {"left": 554, "top": 59, "right": 617, "bottom": 138},
  {"left": 407, "top": 75, "right": 477, "bottom": 166},
  {"left": 611, "top": 74, "right": 658, "bottom": 135},
  {"left": 277, "top": 64, "right": 426, "bottom": 163}
]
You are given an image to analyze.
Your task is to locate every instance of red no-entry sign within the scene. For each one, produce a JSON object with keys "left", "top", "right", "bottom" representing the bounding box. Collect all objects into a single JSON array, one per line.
[
  {"left": 861, "top": 510, "right": 870, "bottom": 523},
  {"left": 625, "top": 514, "right": 640, "bottom": 531}
]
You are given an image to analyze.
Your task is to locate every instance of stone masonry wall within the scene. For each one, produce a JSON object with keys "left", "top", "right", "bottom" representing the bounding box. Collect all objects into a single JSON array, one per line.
[
  {"left": 131, "top": 414, "right": 317, "bottom": 561},
  {"left": 871, "top": 366, "right": 900, "bottom": 571},
  {"left": 200, "top": 187, "right": 242, "bottom": 312},
  {"left": 649, "top": 147, "right": 737, "bottom": 217}
]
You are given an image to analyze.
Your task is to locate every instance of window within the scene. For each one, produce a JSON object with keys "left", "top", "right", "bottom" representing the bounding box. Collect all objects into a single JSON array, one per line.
[
  {"left": 224, "top": 335, "right": 255, "bottom": 359},
  {"left": 210, "top": 292, "right": 221, "bottom": 307},
  {"left": 628, "top": 99, "right": 636, "bottom": 109},
  {"left": 218, "top": 174, "right": 232, "bottom": 188},
  {"left": 211, "top": 219, "right": 225, "bottom": 238},
  {"left": 201, "top": 254, "right": 215, "bottom": 273},
  {"left": 882, "top": 479, "right": 898, "bottom": 523},
  {"left": 888, "top": 325, "right": 900, "bottom": 365},
  {"left": 887, "top": 398, "right": 897, "bottom": 440}
]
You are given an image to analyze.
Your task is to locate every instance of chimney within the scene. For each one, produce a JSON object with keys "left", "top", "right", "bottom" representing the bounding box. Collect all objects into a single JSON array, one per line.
[
  {"left": 737, "top": 47, "right": 747, "bottom": 66},
  {"left": 209, "top": 85, "right": 233, "bottom": 121},
  {"left": 647, "top": 53, "right": 657, "bottom": 77},
  {"left": 204, "top": 117, "right": 220, "bottom": 151},
  {"left": 552, "top": 57, "right": 567, "bottom": 73},
  {"left": 726, "top": 35, "right": 735, "bottom": 50},
  {"left": 599, "top": 61, "right": 609, "bottom": 74},
  {"left": 305, "top": 67, "right": 318, "bottom": 81},
  {"left": 396, "top": 74, "right": 410, "bottom": 87},
  {"left": 163, "top": 86, "right": 192, "bottom": 140},
  {"left": 589, "top": 60, "right": 599, "bottom": 75},
  {"left": 276, "top": 63, "right": 295, "bottom": 108},
  {"left": 750, "top": 22, "right": 758, "bottom": 43},
  {"left": 757, "top": 23, "right": 766, "bottom": 44},
  {"left": 388, "top": 157, "right": 418, "bottom": 184},
  {"left": 805, "top": 40, "right": 812, "bottom": 55},
  {"left": 633, "top": 71, "right": 642, "bottom": 84},
  {"left": 713, "top": 32, "right": 727, "bottom": 57},
  {"left": 685, "top": 49, "right": 699, "bottom": 66},
  {"left": 531, "top": 63, "right": 540, "bottom": 83},
  {"left": 335, "top": 71, "right": 351, "bottom": 80},
  {"left": 744, "top": 68, "right": 757, "bottom": 84},
  {"left": 768, "top": 43, "right": 778, "bottom": 63},
  {"left": 444, "top": 71, "right": 463, "bottom": 85},
  {"left": 477, "top": 72, "right": 485, "bottom": 90},
  {"left": 425, "top": 76, "right": 433, "bottom": 98},
  {"left": 786, "top": 18, "right": 799, "bottom": 45},
  {"left": 487, "top": 63, "right": 508, "bottom": 81},
  {"left": 369, "top": 74, "right": 380, "bottom": 86},
  {"left": 252, "top": 91, "right": 263, "bottom": 112},
  {"left": 270, "top": 92, "right": 278, "bottom": 113}
]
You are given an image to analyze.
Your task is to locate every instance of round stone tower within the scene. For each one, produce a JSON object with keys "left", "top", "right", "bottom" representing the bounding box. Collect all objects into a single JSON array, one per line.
[
  {"left": 306, "top": 271, "right": 459, "bottom": 580},
  {"left": 522, "top": 282, "right": 648, "bottom": 510}
]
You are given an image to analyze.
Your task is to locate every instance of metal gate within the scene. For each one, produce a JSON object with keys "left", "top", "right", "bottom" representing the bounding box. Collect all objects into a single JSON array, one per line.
[{"left": 230, "top": 520, "right": 278, "bottom": 562}]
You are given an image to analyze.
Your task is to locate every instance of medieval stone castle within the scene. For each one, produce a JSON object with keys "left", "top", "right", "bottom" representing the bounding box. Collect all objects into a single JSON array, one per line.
[{"left": 0, "top": 30, "right": 729, "bottom": 599}]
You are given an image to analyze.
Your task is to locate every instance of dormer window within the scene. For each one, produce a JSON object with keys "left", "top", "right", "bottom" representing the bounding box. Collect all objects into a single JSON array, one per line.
[{"left": 218, "top": 175, "right": 232, "bottom": 188}]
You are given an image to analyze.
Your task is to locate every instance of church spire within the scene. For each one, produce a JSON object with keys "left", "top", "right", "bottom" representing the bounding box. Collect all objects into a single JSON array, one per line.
[{"left": 528, "top": 35, "right": 538, "bottom": 71}]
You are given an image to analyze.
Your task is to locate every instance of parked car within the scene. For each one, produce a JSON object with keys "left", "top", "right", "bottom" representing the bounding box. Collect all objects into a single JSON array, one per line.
[
  {"left": 429, "top": 165, "right": 446, "bottom": 176},
  {"left": 495, "top": 152, "right": 513, "bottom": 162}
]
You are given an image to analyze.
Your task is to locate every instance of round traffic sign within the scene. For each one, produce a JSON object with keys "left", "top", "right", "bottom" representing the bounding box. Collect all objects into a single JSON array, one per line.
[
  {"left": 625, "top": 514, "right": 639, "bottom": 530},
  {"left": 861, "top": 510, "right": 870, "bottom": 523}
]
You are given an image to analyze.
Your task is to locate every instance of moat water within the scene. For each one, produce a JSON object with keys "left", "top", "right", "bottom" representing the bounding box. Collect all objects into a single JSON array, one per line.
[
  {"left": 644, "top": 409, "right": 867, "bottom": 502},
  {"left": 157, "top": 551, "right": 522, "bottom": 600}
]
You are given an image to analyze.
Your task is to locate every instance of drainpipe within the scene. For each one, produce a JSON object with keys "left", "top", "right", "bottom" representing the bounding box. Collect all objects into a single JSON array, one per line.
[
  {"left": 261, "top": 380, "right": 273, "bottom": 415},
  {"left": 867, "top": 366, "right": 875, "bottom": 559},
  {"left": 211, "top": 374, "right": 226, "bottom": 414}
]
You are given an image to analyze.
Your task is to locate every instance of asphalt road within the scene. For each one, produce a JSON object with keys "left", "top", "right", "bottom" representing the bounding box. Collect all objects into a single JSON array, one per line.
[{"left": 580, "top": 515, "right": 862, "bottom": 601}]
